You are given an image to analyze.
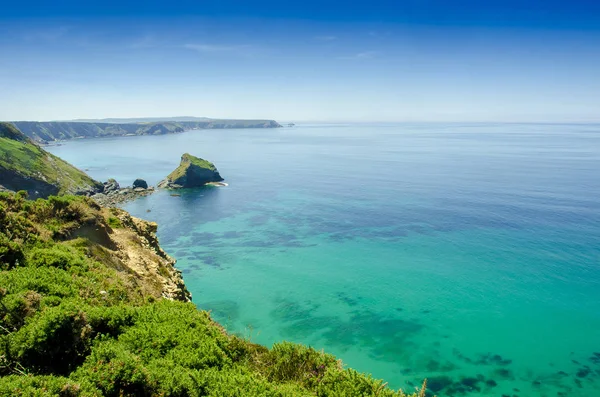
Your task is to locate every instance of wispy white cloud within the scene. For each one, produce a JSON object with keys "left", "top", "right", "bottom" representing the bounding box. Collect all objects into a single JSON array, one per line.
[
  {"left": 129, "top": 35, "right": 163, "bottom": 49},
  {"left": 368, "top": 31, "right": 391, "bottom": 38},
  {"left": 183, "top": 43, "right": 252, "bottom": 53},
  {"left": 338, "top": 51, "right": 379, "bottom": 60},
  {"left": 23, "top": 26, "right": 71, "bottom": 43},
  {"left": 315, "top": 35, "right": 337, "bottom": 41}
]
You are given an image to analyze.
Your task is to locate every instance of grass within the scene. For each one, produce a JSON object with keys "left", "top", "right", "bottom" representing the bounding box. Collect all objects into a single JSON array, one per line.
[
  {"left": 166, "top": 153, "right": 219, "bottom": 182},
  {"left": 106, "top": 217, "right": 122, "bottom": 229},
  {"left": 0, "top": 123, "right": 102, "bottom": 196}
]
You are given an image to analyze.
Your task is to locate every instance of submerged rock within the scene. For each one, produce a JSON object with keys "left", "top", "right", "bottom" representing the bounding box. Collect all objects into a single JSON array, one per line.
[{"left": 158, "top": 153, "right": 224, "bottom": 189}]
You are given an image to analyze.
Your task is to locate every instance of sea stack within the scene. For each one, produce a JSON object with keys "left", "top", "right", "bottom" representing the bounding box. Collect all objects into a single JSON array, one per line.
[{"left": 158, "top": 153, "right": 224, "bottom": 189}]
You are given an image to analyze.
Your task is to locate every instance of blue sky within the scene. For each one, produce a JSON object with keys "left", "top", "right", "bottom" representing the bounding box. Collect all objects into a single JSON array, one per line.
[{"left": 1, "top": 1, "right": 599, "bottom": 122}]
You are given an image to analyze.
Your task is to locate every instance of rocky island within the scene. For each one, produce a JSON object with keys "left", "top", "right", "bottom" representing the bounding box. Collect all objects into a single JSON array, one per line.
[{"left": 158, "top": 153, "right": 225, "bottom": 189}]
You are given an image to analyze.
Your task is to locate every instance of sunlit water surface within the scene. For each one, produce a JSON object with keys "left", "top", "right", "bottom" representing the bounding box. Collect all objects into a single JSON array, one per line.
[{"left": 48, "top": 123, "right": 600, "bottom": 397}]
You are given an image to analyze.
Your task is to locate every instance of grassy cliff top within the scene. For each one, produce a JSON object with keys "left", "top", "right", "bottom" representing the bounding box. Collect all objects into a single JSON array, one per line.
[
  {"left": 0, "top": 192, "right": 426, "bottom": 396},
  {"left": 181, "top": 152, "right": 218, "bottom": 171},
  {"left": 0, "top": 122, "right": 102, "bottom": 196},
  {"left": 0, "top": 123, "right": 28, "bottom": 142},
  {"left": 166, "top": 153, "right": 219, "bottom": 181}
]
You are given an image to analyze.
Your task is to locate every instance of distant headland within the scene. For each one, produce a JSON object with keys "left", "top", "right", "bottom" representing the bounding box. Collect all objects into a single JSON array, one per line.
[{"left": 9, "top": 117, "right": 282, "bottom": 143}]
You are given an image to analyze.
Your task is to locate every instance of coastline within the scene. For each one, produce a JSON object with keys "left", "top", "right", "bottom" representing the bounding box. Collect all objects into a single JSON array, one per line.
[{"left": 92, "top": 186, "right": 156, "bottom": 207}]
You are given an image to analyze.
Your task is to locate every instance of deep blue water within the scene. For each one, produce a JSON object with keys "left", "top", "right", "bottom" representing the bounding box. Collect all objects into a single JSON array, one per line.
[{"left": 47, "top": 123, "right": 600, "bottom": 396}]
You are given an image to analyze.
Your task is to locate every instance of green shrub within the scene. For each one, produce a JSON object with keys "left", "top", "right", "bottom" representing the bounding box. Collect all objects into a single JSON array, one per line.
[
  {"left": 73, "top": 341, "right": 153, "bottom": 397},
  {"left": 260, "top": 342, "right": 337, "bottom": 388},
  {"left": 8, "top": 303, "right": 92, "bottom": 375},
  {"left": 85, "top": 305, "right": 136, "bottom": 338},
  {"left": 0, "top": 233, "right": 25, "bottom": 270},
  {"left": 106, "top": 217, "right": 122, "bottom": 229},
  {"left": 27, "top": 245, "right": 84, "bottom": 270},
  {"left": 0, "top": 374, "right": 100, "bottom": 397}
]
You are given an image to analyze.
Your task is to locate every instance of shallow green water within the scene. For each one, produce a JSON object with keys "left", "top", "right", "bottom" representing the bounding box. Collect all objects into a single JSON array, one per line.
[{"left": 48, "top": 123, "right": 600, "bottom": 396}]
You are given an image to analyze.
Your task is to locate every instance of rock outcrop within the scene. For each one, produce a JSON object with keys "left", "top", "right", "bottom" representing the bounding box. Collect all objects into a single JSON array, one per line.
[
  {"left": 108, "top": 207, "right": 191, "bottom": 301},
  {"left": 158, "top": 153, "right": 224, "bottom": 189},
  {"left": 103, "top": 178, "right": 120, "bottom": 194},
  {"left": 0, "top": 122, "right": 103, "bottom": 199},
  {"left": 133, "top": 178, "right": 148, "bottom": 189},
  {"left": 93, "top": 180, "right": 155, "bottom": 207}
]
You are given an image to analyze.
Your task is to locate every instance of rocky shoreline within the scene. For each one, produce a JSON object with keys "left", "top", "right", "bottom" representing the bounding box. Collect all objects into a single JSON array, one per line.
[{"left": 91, "top": 178, "right": 155, "bottom": 207}]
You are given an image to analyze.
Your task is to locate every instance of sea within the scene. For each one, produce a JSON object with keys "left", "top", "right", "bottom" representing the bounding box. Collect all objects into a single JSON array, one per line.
[{"left": 47, "top": 123, "right": 600, "bottom": 397}]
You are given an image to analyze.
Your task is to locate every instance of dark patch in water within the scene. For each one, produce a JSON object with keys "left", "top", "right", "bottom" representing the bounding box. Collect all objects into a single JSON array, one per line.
[
  {"left": 198, "top": 255, "right": 220, "bottom": 268},
  {"left": 270, "top": 298, "right": 424, "bottom": 363},
  {"left": 576, "top": 367, "right": 591, "bottom": 378},
  {"left": 270, "top": 298, "right": 321, "bottom": 322},
  {"left": 426, "top": 374, "right": 499, "bottom": 396},
  {"left": 474, "top": 352, "right": 512, "bottom": 366},
  {"left": 494, "top": 368, "right": 514, "bottom": 380},
  {"left": 424, "top": 359, "right": 457, "bottom": 373},
  {"left": 337, "top": 292, "right": 361, "bottom": 307},
  {"left": 426, "top": 376, "right": 453, "bottom": 394},
  {"left": 248, "top": 213, "right": 271, "bottom": 226},
  {"left": 172, "top": 250, "right": 189, "bottom": 258},
  {"left": 589, "top": 352, "right": 600, "bottom": 364},
  {"left": 222, "top": 231, "right": 245, "bottom": 239},
  {"left": 200, "top": 300, "right": 240, "bottom": 322},
  {"left": 453, "top": 349, "right": 513, "bottom": 371}
]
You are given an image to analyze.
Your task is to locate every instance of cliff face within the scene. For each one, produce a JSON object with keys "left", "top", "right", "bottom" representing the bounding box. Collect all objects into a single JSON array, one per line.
[
  {"left": 11, "top": 118, "right": 282, "bottom": 143},
  {"left": 158, "top": 153, "right": 224, "bottom": 189},
  {"left": 0, "top": 193, "right": 190, "bottom": 302},
  {"left": 0, "top": 123, "right": 103, "bottom": 198},
  {"left": 109, "top": 208, "right": 191, "bottom": 301}
]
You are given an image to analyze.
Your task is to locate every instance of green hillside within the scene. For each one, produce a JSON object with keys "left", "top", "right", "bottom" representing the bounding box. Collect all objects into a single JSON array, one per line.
[{"left": 0, "top": 123, "right": 102, "bottom": 198}]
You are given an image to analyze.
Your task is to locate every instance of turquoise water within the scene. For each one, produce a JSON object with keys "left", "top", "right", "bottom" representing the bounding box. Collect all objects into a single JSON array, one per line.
[{"left": 48, "top": 123, "right": 600, "bottom": 397}]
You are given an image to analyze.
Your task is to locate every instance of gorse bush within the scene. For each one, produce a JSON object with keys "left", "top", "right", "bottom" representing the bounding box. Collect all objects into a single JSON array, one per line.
[
  {"left": 27, "top": 245, "right": 85, "bottom": 270},
  {"left": 0, "top": 192, "right": 427, "bottom": 396}
]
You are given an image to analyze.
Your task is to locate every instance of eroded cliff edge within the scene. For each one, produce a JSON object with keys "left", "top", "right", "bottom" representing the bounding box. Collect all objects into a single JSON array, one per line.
[{"left": 104, "top": 207, "right": 191, "bottom": 301}]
